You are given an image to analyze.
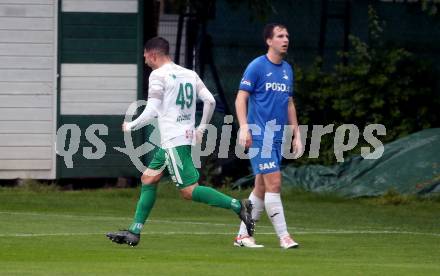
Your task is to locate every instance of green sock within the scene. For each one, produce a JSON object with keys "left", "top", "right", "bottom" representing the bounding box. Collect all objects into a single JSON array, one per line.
[
  {"left": 191, "top": 185, "right": 242, "bottom": 214},
  {"left": 128, "top": 184, "right": 157, "bottom": 234}
]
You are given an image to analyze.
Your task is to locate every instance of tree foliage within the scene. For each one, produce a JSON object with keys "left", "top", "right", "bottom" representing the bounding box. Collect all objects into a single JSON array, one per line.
[
  {"left": 420, "top": 0, "right": 440, "bottom": 16},
  {"left": 294, "top": 6, "right": 439, "bottom": 165}
]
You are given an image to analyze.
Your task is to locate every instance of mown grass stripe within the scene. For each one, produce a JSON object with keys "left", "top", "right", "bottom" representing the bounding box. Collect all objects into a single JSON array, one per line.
[{"left": 1, "top": 230, "right": 440, "bottom": 238}]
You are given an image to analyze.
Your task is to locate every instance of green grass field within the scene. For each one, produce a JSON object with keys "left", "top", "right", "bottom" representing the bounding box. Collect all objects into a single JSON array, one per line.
[{"left": 0, "top": 182, "right": 439, "bottom": 275}]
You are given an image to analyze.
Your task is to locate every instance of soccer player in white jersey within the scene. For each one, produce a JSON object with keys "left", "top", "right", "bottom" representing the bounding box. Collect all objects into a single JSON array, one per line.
[
  {"left": 106, "top": 37, "right": 254, "bottom": 246},
  {"left": 233, "top": 23, "right": 302, "bottom": 249}
]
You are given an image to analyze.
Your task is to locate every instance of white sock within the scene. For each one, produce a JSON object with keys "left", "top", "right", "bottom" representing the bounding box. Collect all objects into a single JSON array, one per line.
[
  {"left": 237, "top": 192, "right": 264, "bottom": 237},
  {"left": 265, "top": 192, "right": 289, "bottom": 239}
]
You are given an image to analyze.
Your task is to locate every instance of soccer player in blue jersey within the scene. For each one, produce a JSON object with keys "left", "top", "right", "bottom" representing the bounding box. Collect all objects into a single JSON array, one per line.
[{"left": 233, "top": 23, "right": 303, "bottom": 249}]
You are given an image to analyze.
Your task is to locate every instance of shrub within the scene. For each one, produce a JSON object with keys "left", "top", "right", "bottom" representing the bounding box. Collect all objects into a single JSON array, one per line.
[{"left": 293, "top": 6, "right": 439, "bottom": 166}]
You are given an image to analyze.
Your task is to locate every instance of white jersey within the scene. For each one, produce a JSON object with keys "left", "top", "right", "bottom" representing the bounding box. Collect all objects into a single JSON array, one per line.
[{"left": 148, "top": 62, "right": 206, "bottom": 148}]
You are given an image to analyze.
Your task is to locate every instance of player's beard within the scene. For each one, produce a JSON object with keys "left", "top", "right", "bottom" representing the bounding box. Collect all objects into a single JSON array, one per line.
[
  {"left": 279, "top": 46, "right": 288, "bottom": 57},
  {"left": 279, "top": 50, "right": 288, "bottom": 58}
]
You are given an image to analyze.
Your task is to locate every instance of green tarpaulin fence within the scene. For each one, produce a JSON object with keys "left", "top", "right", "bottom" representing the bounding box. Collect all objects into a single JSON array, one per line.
[{"left": 234, "top": 128, "right": 440, "bottom": 197}]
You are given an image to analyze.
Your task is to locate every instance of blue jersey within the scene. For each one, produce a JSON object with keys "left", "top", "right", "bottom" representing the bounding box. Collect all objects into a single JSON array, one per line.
[{"left": 239, "top": 55, "right": 294, "bottom": 141}]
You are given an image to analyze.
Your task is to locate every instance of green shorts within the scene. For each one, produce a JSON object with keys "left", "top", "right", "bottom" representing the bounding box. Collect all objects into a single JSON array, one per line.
[{"left": 148, "top": 145, "right": 199, "bottom": 189}]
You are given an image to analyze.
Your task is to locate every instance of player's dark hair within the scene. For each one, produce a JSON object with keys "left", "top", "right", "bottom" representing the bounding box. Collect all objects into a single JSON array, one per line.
[
  {"left": 263, "top": 23, "right": 287, "bottom": 44},
  {"left": 144, "top": 37, "right": 169, "bottom": 55}
]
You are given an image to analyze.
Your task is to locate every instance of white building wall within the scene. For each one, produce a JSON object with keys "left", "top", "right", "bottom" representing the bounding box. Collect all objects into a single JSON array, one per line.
[
  {"left": 0, "top": 0, "right": 57, "bottom": 179},
  {"left": 60, "top": 64, "right": 137, "bottom": 115}
]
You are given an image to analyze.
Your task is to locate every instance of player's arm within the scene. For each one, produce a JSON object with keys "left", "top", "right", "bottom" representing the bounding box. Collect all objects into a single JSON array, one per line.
[
  {"left": 288, "top": 97, "right": 303, "bottom": 157},
  {"left": 235, "top": 90, "right": 252, "bottom": 148},
  {"left": 123, "top": 74, "right": 163, "bottom": 132},
  {"left": 236, "top": 60, "right": 258, "bottom": 148},
  {"left": 287, "top": 97, "right": 299, "bottom": 133},
  {"left": 195, "top": 75, "right": 216, "bottom": 133},
  {"left": 123, "top": 98, "right": 161, "bottom": 131}
]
